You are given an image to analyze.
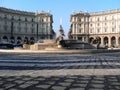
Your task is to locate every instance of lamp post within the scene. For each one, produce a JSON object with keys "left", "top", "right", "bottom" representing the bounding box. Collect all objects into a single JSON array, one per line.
[
  {"left": 11, "top": 21, "right": 13, "bottom": 38},
  {"left": 37, "top": 22, "right": 38, "bottom": 41},
  {"left": 35, "top": 11, "right": 39, "bottom": 41}
]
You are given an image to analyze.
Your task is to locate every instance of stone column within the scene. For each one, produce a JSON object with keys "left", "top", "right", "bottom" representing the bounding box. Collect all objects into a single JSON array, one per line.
[
  {"left": 108, "top": 36, "right": 111, "bottom": 48},
  {"left": 100, "top": 37, "right": 104, "bottom": 47},
  {"left": 73, "top": 24, "right": 75, "bottom": 34},
  {"left": 116, "top": 36, "right": 119, "bottom": 47},
  {"left": 82, "top": 37, "right": 85, "bottom": 42},
  {"left": 76, "top": 36, "right": 78, "bottom": 40},
  {"left": 76, "top": 24, "right": 77, "bottom": 34}
]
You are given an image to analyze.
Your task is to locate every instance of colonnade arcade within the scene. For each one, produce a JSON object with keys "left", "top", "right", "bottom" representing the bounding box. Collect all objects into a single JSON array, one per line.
[
  {"left": 0, "top": 36, "right": 35, "bottom": 44},
  {"left": 89, "top": 35, "right": 120, "bottom": 48}
]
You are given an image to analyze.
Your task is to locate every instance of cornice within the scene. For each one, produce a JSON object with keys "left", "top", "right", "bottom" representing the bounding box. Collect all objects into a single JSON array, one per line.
[{"left": 0, "top": 7, "right": 52, "bottom": 17}]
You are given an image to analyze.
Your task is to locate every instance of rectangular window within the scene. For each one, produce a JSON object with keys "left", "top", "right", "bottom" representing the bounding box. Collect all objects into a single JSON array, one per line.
[
  {"left": 112, "top": 28, "right": 115, "bottom": 32},
  {"left": 4, "top": 15, "right": 7, "bottom": 19},
  {"left": 90, "top": 24, "right": 92, "bottom": 27},
  {"left": 105, "top": 17, "right": 107, "bottom": 21},
  {"left": 4, "top": 26, "right": 7, "bottom": 31},
  {"left": 31, "top": 18, "right": 34, "bottom": 22},
  {"left": 19, "top": 27, "right": 21, "bottom": 32},
  {"left": 104, "top": 28, "right": 107, "bottom": 32},
  {"left": 97, "top": 23, "right": 99, "bottom": 26},
  {"left": 31, "top": 29, "right": 34, "bottom": 33},
  {"left": 79, "top": 24, "right": 81, "bottom": 27},
  {"left": 25, "top": 29, "right": 27, "bottom": 33},
  {"left": 79, "top": 29, "right": 82, "bottom": 33},
  {"left": 112, "top": 22, "right": 114, "bottom": 25},
  {"left": 97, "top": 29, "right": 100, "bottom": 33},
  {"left": 19, "top": 22, "right": 21, "bottom": 26},
  {"left": 32, "top": 24, "right": 34, "bottom": 27},
  {"left": 90, "top": 29, "right": 92, "bottom": 33},
  {"left": 78, "top": 17, "right": 81, "bottom": 22},
  {"left": 105, "top": 23, "right": 107, "bottom": 26},
  {"left": 97, "top": 18, "right": 100, "bottom": 21},
  {"left": 4, "top": 21, "right": 7, "bottom": 25}
]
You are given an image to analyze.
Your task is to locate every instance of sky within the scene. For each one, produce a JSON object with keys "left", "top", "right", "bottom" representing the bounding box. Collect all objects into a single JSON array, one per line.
[{"left": 0, "top": 0, "right": 120, "bottom": 37}]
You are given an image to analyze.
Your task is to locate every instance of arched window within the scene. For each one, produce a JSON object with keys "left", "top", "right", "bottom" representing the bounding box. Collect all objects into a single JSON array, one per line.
[
  {"left": 11, "top": 16, "right": 14, "bottom": 20},
  {"left": 25, "top": 18, "right": 27, "bottom": 21},
  {"left": 97, "top": 17, "right": 100, "bottom": 21},
  {"left": 4, "top": 14, "right": 7, "bottom": 19}
]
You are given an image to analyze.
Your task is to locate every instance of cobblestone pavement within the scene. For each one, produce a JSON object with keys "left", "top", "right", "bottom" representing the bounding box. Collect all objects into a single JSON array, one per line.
[
  {"left": 0, "top": 75, "right": 120, "bottom": 90},
  {"left": 0, "top": 52, "right": 120, "bottom": 70},
  {"left": 0, "top": 52, "right": 120, "bottom": 90}
]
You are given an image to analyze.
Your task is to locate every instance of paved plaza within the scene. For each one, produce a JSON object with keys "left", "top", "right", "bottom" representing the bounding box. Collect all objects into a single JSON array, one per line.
[{"left": 0, "top": 52, "right": 120, "bottom": 90}]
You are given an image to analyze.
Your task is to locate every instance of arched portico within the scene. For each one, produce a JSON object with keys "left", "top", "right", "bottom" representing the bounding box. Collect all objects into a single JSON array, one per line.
[
  {"left": 2, "top": 36, "right": 8, "bottom": 42},
  {"left": 17, "top": 37, "right": 22, "bottom": 44},
  {"left": 10, "top": 37, "right": 15, "bottom": 44},
  {"left": 103, "top": 37, "right": 108, "bottom": 47},
  {"left": 118, "top": 37, "right": 120, "bottom": 47},
  {"left": 89, "top": 37, "right": 94, "bottom": 44},
  {"left": 30, "top": 37, "right": 35, "bottom": 44},
  {"left": 111, "top": 36, "right": 116, "bottom": 47},
  {"left": 24, "top": 37, "right": 29, "bottom": 44}
]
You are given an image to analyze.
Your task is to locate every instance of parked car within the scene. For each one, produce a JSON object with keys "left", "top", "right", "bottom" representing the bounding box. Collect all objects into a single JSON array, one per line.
[{"left": 0, "top": 43, "right": 14, "bottom": 49}]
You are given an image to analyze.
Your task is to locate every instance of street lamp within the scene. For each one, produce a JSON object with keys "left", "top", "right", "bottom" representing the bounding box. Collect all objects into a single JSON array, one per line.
[
  {"left": 11, "top": 21, "right": 13, "bottom": 38},
  {"left": 37, "top": 22, "right": 38, "bottom": 41},
  {"left": 35, "top": 11, "right": 39, "bottom": 41}
]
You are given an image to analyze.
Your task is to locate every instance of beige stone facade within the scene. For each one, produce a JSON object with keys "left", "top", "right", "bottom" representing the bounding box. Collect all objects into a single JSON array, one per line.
[
  {"left": 0, "top": 7, "right": 56, "bottom": 44},
  {"left": 69, "top": 9, "right": 120, "bottom": 48}
]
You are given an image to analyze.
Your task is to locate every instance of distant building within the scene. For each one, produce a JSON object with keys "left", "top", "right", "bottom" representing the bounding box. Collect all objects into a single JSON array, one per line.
[
  {"left": 0, "top": 7, "right": 56, "bottom": 44},
  {"left": 69, "top": 9, "right": 120, "bottom": 48}
]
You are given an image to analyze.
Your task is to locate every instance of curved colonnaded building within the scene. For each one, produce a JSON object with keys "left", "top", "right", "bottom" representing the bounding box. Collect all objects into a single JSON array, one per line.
[
  {"left": 69, "top": 9, "right": 120, "bottom": 48},
  {"left": 0, "top": 7, "right": 56, "bottom": 45}
]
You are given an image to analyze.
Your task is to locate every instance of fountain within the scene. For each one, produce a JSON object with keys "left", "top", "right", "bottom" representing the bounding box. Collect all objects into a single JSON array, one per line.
[{"left": 30, "top": 23, "right": 95, "bottom": 50}]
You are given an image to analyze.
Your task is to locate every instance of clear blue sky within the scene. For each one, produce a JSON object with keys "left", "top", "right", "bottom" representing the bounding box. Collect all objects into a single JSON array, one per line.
[{"left": 0, "top": 0, "right": 120, "bottom": 37}]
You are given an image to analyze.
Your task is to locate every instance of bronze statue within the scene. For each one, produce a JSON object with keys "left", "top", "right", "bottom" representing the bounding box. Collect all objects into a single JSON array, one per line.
[{"left": 55, "top": 24, "right": 65, "bottom": 47}]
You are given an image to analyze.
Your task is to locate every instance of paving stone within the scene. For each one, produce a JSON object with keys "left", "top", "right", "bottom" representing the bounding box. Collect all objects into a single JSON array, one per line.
[
  {"left": 35, "top": 85, "right": 50, "bottom": 89},
  {"left": 15, "top": 80, "right": 25, "bottom": 84},
  {"left": 91, "top": 84, "right": 104, "bottom": 88},
  {"left": 0, "top": 88, "right": 4, "bottom": 90},
  {"left": 34, "top": 78, "right": 46, "bottom": 81},
  {"left": 46, "top": 81, "right": 55, "bottom": 85},
  {"left": 6, "top": 79, "right": 15, "bottom": 81},
  {"left": 88, "top": 88, "right": 103, "bottom": 90},
  {"left": 64, "top": 79, "right": 74, "bottom": 82},
  {"left": 51, "top": 86, "right": 66, "bottom": 90},
  {"left": 25, "top": 81, "right": 39, "bottom": 85},
  {"left": 3, "top": 84, "right": 16, "bottom": 89},
  {"left": 110, "top": 82, "right": 120, "bottom": 85},
  {"left": 9, "top": 89, "right": 18, "bottom": 90},
  {"left": 19, "top": 83, "right": 33, "bottom": 88},
  {"left": 91, "top": 80, "right": 104, "bottom": 84},
  {"left": 58, "top": 82, "right": 71, "bottom": 86},
  {"left": 22, "top": 77, "right": 32, "bottom": 81},
  {"left": 108, "top": 79, "right": 118, "bottom": 82},
  {"left": 0, "top": 81, "right": 4, "bottom": 85},
  {"left": 72, "top": 83, "right": 87, "bottom": 88},
  {"left": 114, "top": 86, "right": 120, "bottom": 89},
  {"left": 70, "top": 88, "right": 85, "bottom": 90},
  {"left": 80, "top": 80, "right": 89, "bottom": 83}
]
